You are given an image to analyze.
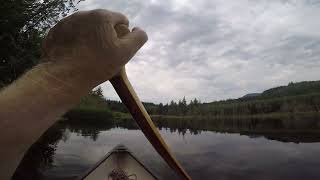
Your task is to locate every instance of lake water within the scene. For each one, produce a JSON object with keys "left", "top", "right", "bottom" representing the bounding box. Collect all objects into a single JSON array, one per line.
[{"left": 12, "top": 115, "right": 320, "bottom": 180}]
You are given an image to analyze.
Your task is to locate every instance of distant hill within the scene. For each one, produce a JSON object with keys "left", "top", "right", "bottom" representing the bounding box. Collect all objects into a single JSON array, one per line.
[
  {"left": 198, "top": 80, "right": 320, "bottom": 116},
  {"left": 240, "top": 81, "right": 320, "bottom": 101},
  {"left": 259, "top": 81, "right": 320, "bottom": 98},
  {"left": 160, "top": 80, "right": 320, "bottom": 116},
  {"left": 241, "top": 93, "right": 261, "bottom": 99}
]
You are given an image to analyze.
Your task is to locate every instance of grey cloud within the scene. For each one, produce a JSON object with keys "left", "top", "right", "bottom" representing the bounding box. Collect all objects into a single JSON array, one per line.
[
  {"left": 78, "top": 0, "right": 320, "bottom": 103},
  {"left": 77, "top": 0, "right": 149, "bottom": 19}
]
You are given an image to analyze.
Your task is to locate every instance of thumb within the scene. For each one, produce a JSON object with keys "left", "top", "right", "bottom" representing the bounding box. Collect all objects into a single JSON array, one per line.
[{"left": 117, "top": 27, "right": 148, "bottom": 61}]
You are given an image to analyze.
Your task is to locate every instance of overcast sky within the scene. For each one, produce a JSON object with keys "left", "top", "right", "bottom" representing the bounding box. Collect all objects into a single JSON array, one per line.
[{"left": 77, "top": 0, "right": 320, "bottom": 104}]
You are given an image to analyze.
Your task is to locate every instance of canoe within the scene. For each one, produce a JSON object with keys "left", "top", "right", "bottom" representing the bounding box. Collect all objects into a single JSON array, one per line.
[{"left": 78, "top": 144, "right": 159, "bottom": 180}]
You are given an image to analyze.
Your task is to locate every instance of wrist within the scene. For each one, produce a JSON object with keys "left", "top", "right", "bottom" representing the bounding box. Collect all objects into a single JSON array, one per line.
[{"left": 26, "top": 61, "right": 96, "bottom": 99}]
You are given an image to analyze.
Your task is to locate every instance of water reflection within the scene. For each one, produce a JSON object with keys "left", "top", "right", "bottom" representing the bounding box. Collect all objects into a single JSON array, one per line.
[
  {"left": 12, "top": 123, "right": 66, "bottom": 180},
  {"left": 12, "top": 115, "right": 320, "bottom": 180},
  {"left": 155, "top": 115, "right": 320, "bottom": 143}
]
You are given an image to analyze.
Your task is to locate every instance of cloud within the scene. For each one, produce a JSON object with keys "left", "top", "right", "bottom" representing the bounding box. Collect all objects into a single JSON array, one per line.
[{"left": 78, "top": 0, "right": 320, "bottom": 103}]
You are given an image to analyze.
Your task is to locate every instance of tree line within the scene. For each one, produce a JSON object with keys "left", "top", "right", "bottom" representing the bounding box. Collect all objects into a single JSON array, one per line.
[
  {"left": 104, "top": 96, "right": 202, "bottom": 116},
  {"left": 89, "top": 81, "right": 320, "bottom": 117},
  {"left": 148, "top": 94, "right": 320, "bottom": 116}
]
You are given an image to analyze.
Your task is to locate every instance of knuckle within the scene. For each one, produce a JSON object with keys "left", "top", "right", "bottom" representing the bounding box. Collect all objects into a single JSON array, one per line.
[
  {"left": 113, "top": 12, "right": 129, "bottom": 24},
  {"left": 90, "top": 9, "right": 110, "bottom": 15},
  {"left": 89, "top": 9, "right": 112, "bottom": 21}
]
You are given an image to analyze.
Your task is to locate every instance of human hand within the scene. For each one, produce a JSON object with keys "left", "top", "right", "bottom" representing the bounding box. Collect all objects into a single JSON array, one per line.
[{"left": 41, "top": 9, "right": 148, "bottom": 89}]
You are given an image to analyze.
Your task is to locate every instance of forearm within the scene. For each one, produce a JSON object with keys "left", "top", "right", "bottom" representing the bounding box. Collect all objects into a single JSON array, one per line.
[
  {"left": 0, "top": 62, "right": 92, "bottom": 179},
  {"left": 0, "top": 8, "right": 147, "bottom": 179}
]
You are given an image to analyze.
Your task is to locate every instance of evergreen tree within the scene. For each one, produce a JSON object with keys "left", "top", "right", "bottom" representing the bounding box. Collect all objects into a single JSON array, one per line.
[
  {"left": 92, "top": 87, "right": 104, "bottom": 98},
  {"left": 158, "top": 103, "right": 164, "bottom": 114}
]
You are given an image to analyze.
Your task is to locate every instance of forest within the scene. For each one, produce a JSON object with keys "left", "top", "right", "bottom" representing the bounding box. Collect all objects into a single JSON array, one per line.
[{"left": 67, "top": 80, "right": 320, "bottom": 119}]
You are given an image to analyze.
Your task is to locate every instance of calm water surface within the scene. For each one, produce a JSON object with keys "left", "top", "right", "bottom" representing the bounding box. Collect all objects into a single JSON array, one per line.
[{"left": 13, "top": 115, "right": 320, "bottom": 180}]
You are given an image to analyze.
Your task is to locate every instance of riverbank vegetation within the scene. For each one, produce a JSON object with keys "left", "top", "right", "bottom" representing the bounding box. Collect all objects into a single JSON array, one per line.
[
  {"left": 65, "top": 80, "right": 320, "bottom": 120},
  {"left": 147, "top": 81, "right": 320, "bottom": 117}
]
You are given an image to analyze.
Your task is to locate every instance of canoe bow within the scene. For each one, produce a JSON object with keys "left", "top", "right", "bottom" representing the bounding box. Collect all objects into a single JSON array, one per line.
[{"left": 110, "top": 68, "right": 191, "bottom": 180}]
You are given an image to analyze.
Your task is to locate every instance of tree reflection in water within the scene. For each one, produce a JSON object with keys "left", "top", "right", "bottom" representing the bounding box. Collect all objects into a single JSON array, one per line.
[
  {"left": 12, "top": 123, "right": 66, "bottom": 180},
  {"left": 12, "top": 114, "right": 320, "bottom": 179}
]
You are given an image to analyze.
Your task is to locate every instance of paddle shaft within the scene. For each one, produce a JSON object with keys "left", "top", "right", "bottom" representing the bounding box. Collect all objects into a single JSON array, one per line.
[{"left": 110, "top": 69, "right": 191, "bottom": 180}]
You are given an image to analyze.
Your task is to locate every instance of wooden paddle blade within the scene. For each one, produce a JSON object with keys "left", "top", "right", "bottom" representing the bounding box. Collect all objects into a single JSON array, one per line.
[{"left": 110, "top": 69, "right": 191, "bottom": 180}]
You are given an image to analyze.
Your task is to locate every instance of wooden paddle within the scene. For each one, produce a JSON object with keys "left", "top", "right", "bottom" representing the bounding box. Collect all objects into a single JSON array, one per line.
[{"left": 110, "top": 25, "right": 191, "bottom": 180}]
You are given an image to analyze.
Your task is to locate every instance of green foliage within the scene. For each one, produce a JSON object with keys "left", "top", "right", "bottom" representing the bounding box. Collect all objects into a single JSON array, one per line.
[
  {"left": 260, "top": 81, "right": 320, "bottom": 98},
  {"left": 0, "top": 0, "right": 82, "bottom": 87},
  {"left": 92, "top": 87, "right": 104, "bottom": 98},
  {"left": 66, "top": 81, "right": 320, "bottom": 119},
  {"left": 200, "top": 93, "right": 320, "bottom": 117},
  {"left": 142, "top": 98, "right": 202, "bottom": 116},
  {"left": 104, "top": 99, "right": 128, "bottom": 113},
  {"left": 65, "top": 88, "right": 114, "bottom": 121},
  {"left": 145, "top": 81, "right": 320, "bottom": 117},
  {"left": 64, "top": 107, "right": 113, "bottom": 121}
]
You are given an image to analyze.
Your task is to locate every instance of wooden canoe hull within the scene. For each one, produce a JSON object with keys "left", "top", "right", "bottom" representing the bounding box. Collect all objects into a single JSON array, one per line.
[{"left": 78, "top": 144, "right": 158, "bottom": 180}]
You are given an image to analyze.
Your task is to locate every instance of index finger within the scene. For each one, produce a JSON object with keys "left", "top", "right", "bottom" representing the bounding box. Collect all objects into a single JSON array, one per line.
[{"left": 89, "top": 9, "right": 129, "bottom": 26}]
